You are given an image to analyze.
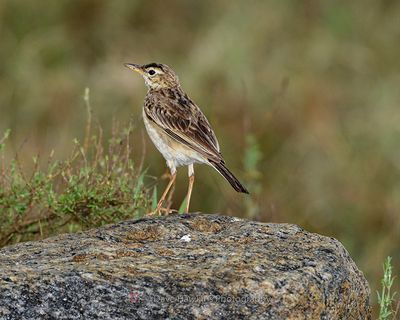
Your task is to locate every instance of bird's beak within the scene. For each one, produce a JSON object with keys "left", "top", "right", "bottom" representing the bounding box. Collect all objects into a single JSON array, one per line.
[{"left": 124, "top": 63, "right": 144, "bottom": 75}]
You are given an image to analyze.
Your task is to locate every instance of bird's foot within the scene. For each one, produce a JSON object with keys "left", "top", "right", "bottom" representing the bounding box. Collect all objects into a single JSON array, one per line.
[{"left": 147, "top": 207, "right": 177, "bottom": 216}]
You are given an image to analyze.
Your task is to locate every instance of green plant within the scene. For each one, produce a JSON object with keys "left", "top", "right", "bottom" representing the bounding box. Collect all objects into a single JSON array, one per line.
[
  {"left": 377, "top": 256, "right": 398, "bottom": 320},
  {"left": 0, "top": 89, "right": 151, "bottom": 247},
  {"left": 178, "top": 196, "right": 187, "bottom": 214}
]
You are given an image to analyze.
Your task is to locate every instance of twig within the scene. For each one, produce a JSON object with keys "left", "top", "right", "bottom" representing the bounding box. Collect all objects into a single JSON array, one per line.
[{"left": 83, "top": 88, "right": 92, "bottom": 154}]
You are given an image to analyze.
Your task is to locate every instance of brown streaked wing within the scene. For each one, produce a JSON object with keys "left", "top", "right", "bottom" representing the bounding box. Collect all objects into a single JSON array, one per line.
[{"left": 144, "top": 90, "right": 222, "bottom": 161}]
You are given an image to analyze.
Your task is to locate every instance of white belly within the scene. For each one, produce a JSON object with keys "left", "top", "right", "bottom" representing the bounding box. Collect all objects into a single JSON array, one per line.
[{"left": 142, "top": 110, "right": 206, "bottom": 169}]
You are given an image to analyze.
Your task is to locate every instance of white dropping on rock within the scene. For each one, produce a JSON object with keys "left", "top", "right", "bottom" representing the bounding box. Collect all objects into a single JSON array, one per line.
[{"left": 180, "top": 234, "right": 191, "bottom": 242}]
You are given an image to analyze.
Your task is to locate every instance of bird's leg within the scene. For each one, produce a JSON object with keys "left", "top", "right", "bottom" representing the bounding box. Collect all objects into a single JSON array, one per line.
[
  {"left": 158, "top": 174, "right": 176, "bottom": 212},
  {"left": 160, "top": 166, "right": 175, "bottom": 212},
  {"left": 165, "top": 180, "right": 176, "bottom": 208},
  {"left": 185, "top": 164, "right": 195, "bottom": 213},
  {"left": 149, "top": 172, "right": 176, "bottom": 216},
  {"left": 149, "top": 162, "right": 177, "bottom": 216}
]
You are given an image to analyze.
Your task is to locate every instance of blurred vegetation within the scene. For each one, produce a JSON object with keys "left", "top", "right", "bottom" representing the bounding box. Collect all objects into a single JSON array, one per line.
[
  {"left": 0, "top": 90, "right": 150, "bottom": 246},
  {"left": 0, "top": 0, "right": 399, "bottom": 316}
]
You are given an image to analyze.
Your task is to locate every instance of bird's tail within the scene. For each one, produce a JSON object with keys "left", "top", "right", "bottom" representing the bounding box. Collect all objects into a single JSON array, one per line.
[{"left": 209, "top": 160, "right": 249, "bottom": 194}]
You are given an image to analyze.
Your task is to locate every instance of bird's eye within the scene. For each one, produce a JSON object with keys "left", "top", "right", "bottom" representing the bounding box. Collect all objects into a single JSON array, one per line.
[{"left": 148, "top": 69, "right": 156, "bottom": 75}]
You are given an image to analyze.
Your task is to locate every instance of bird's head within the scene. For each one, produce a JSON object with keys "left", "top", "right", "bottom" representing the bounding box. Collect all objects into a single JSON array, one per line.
[{"left": 124, "top": 62, "right": 180, "bottom": 90}]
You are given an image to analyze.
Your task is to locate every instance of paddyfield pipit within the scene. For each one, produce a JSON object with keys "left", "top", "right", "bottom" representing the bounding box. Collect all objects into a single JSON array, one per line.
[{"left": 125, "top": 62, "right": 249, "bottom": 214}]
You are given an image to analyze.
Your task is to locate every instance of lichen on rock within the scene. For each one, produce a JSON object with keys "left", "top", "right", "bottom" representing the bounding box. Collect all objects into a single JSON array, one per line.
[{"left": 0, "top": 213, "right": 371, "bottom": 319}]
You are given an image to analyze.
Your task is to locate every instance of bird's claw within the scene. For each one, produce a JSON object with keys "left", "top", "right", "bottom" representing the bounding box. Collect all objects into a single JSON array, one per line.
[{"left": 147, "top": 207, "right": 178, "bottom": 216}]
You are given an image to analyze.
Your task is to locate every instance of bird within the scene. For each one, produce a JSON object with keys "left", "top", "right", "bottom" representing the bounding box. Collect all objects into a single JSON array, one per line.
[{"left": 124, "top": 62, "right": 249, "bottom": 214}]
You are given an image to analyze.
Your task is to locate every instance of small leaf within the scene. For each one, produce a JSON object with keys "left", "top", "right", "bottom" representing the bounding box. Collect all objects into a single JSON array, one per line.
[
  {"left": 178, "top": 196, "right": 187, "bottom": 214},
  {"left": 151, "top": 186, "right": 158, "bottom": 211}
]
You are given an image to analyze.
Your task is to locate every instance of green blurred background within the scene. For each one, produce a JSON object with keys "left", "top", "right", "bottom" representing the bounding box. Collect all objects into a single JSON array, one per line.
[{"left": 1, "top": 0, "right": 399, "bottom": 313}]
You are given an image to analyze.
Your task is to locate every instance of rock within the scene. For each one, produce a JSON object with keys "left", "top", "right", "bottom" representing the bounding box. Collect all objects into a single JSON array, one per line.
[{"left": 0, "top": 213, "right": 370, "bottom": 319}]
